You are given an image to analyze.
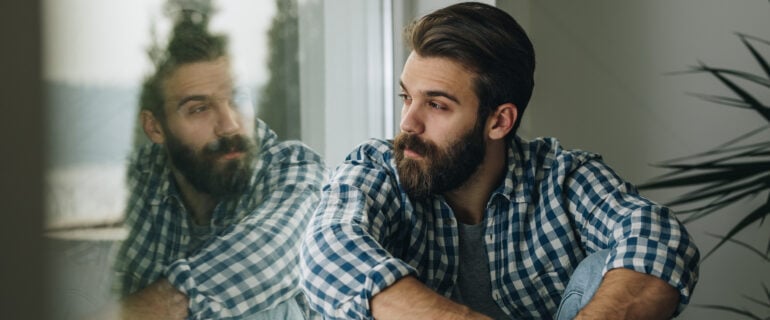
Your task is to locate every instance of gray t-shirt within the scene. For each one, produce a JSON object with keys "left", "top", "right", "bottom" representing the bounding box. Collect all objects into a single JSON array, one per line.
[
  {"left": 451, "top": 222, "right": 510, "bottom": 320},
  {"left": 188, "top": 221, "right": 214, "bottom": 254}
]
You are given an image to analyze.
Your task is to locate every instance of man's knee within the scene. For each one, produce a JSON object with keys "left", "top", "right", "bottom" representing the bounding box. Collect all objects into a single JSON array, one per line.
[{"left": 555, "top": 249, "right": 611, "bottom": 320}]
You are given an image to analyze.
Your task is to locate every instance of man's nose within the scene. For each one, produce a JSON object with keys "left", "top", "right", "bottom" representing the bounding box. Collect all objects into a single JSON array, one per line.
[
  {"left": 399, "top": 103, "right": 425, "bottom": 134},
  {"left": 214, "top": 104, "right": 241, "bottom": 137}
]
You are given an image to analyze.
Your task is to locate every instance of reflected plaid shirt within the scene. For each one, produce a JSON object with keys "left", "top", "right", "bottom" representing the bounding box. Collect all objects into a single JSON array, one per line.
[
  {"left": 301, "top": 136, "right": 700, "bottom": 319},
  {"left": 115, "top": 119, "right": 326, "bottom": 319}
]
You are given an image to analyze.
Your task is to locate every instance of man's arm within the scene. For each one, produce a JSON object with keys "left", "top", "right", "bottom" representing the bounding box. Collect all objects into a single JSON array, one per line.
[
  {"left": 371, "top": 276, "right": 490, "bottom": 320},
  {"left": 576, "top": 268, "right": 679, "bottom": 320},
  {"left": 301, "top": 140, "right": 434, "bottom": 319},
  {"left": 564, "top": 158, "right": 700, "bottom": 317},
  {"left": 120, "top": 278, "right": 189, "bottom": 320},
  {"left": 87, "top": 279, "right": 188, "bottom": 320}
]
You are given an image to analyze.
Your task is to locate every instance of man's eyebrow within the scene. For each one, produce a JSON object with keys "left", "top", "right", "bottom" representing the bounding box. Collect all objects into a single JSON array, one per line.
[
  {"left": 176, "top": 95, "right": 208, "bottom": 110},
  {"left": 425, "top": 90, "right": 460, "bottom": 105},
  {"left": 398, "top": 80, "right": 460, "bottom": 104}
]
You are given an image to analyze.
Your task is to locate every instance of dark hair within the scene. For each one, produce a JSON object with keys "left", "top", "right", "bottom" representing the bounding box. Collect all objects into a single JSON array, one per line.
[
  {"left": 405, "top": 2, "right": 535, "bottom": 136},
  {"left": 139, "top": 12, "right": 228, "bottom": 122}
]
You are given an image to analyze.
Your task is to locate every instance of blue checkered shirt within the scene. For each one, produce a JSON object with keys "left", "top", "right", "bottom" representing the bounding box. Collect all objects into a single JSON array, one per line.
[
  {"left": 115, "top": 119, "right": 326, "bottom": 319},
  {"left": 301, "top": 137, "right": 699, "bottom": 319}
]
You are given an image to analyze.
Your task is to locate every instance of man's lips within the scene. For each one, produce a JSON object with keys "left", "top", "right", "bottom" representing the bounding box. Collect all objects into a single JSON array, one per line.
[
  {"left": 403, "top": 148, "right": 423, "bottom": 159},
  {"left": 219, "top": 151, "right": 244, "bottom": 160}
]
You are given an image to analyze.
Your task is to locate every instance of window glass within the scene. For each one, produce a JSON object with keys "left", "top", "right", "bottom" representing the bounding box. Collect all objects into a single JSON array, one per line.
[{"left": 45, "top": 1, "right": 490, "bottom": 317}]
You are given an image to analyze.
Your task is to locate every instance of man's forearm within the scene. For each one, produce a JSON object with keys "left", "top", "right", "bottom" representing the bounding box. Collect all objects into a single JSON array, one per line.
[
  {"left": 121, "top": 278, "right": 189, "bottom": 320},
  {"left": 370, "top": 276, "right": 490, "bottom": 320},
  {"left": 576, "top": 268, "right": 679, "bottom": 320}
]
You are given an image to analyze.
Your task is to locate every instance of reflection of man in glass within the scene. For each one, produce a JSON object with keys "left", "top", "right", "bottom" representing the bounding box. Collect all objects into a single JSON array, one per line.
[{"left": 113, "top": 10, "right": 324, "bottom": 320}]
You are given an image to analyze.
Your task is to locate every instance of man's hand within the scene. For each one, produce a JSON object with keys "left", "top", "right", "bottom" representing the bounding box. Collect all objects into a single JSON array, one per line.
[
  {"left": 371, "top": 276, "right": 491, "bottom": 320},
  {"left": 121, "top": 278, "right": 189, "bottom": 320},
  {"left": 575, "top": 268, "right": 679, "bottom": 320}
]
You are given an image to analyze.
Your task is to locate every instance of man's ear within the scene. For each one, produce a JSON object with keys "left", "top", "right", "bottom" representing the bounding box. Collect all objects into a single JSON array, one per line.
[
  {"left": 487, "top": 103, "right": 518, "bottom": 140},
  {"left": 141, "top": 110, "right": 166, "bottom": 144}
]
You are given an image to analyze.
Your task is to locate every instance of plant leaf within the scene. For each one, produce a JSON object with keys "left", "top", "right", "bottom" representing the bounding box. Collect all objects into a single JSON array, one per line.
[
  {"left": 739, "top": 33, "right": 770, "bottom": 81},
  {"left": 656, "top": 161, "right": 770, "bottom": 172},
  {"left": 670, "top": 184, "right": 762, "bottom": 211},
  {"left": 679, "top": 201, "right": 733, "bottom": 224},
  {"left": 691, "top": 66, "right": 770, "bottom": 88},
  {"left": 646, "top": 140, "right": 770, "bottom": 173},
  {"left": 704, "top": 201, "right": 770, "bottom": 259},
  {"left": 737, "top": 32, "right": 770, "bottom": 47},
  {"left": 676, "top": 191, "right": 757, "bottom": 219},
  {"left": 698, "top": 62, "right": 770, "bottom": 122},
  {"left": 720, "top": 129, "right": 770, "bottom": 154},
  {"left": 654, "top": 175, "right": 767, "bottom": 207},
  {"left": 741, "top": 294, "right": 770, "bottom": 309},
  {"left": 696, "top": 304, "right": 763, "bottom": 320},
  {"left": 767, "top": 236, "right": 770, "bottom": 256},
  {"left": 706, "top": 232, "right": 770, "bottom": 263},
  {"left": 688, "top": 92, "right": 756, "bottom": 109},
  {"left": 640, "top": 165, "right": 769, "bottom": 190}
]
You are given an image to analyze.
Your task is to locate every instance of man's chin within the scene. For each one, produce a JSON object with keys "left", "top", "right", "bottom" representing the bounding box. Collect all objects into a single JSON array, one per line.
[
  {"left": 208, "top": 166, "right": 255, "bottom": 197},
  {"left": 397, "top": 163, "right": 433, "bottom": 200}
]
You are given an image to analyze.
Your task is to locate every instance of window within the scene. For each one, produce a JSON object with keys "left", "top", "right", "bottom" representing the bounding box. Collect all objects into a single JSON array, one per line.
[{"left": 43, "top": 0, "right": 481, "bottom": 317}]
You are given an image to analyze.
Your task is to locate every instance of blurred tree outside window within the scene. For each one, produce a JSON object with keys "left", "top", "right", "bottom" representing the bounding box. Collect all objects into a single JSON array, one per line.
[{"left": 259, "top": 0, "right": 300, "bottom": 141}]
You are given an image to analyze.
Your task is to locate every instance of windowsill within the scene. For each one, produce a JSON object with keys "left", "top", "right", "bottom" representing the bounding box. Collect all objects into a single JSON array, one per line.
[
  {"left": 45, "top": 163, "right": 127, "bottom": 231},
  {"left": 45, "top": 226, "right": 127, "bottom": 242}
]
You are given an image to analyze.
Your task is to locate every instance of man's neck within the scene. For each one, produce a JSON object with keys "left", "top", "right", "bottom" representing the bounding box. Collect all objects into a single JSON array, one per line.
[
  {"left": 444, "top": 140, "right": 507, "bottom": 225},
  {"left": 171, "top": 168, "right": 217, "bottom": 226}
]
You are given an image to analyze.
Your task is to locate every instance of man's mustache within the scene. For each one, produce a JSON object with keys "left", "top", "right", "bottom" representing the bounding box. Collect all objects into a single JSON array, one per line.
[
  {"left": 202, "top": 135, "right": 254, "bottom": 157},
  {"left": 395, "top": 133, "right": 436, "bottom": 156}
]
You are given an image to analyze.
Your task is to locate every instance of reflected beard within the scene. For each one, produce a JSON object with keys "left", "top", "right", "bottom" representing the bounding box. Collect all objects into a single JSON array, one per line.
[
  {"left": 394, "top": 121, "right": 486, "bottom": 201},
  {"left": 165, "top": 133, "right": 258, "bottom": 198}
]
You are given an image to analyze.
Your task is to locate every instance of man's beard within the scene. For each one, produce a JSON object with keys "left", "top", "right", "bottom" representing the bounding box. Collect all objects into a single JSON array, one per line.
[
  {"left": 394, "top": 120, "right": 486, "bottom": 201},
  {"left": 165, "top": 132, "right": 258, "bottom": 198}
]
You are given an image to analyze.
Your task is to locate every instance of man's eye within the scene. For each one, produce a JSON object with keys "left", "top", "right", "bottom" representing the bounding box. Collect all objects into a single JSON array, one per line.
[
  {"left": 398, "top": 93, "right": 411, "bottom": 103},
  {"left": 188, "top": 105, "right": 209, "bottom": 114},
  {"left": 429, "top": 101, "right": 445, "bottom": 110}
]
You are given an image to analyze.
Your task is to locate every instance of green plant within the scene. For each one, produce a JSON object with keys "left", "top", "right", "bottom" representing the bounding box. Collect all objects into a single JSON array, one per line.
[
  {"left": 639, "top": 32, "right": 770, "bottom": 319},
  {"left": 639, "top": 32, "right": 770, "bottom": 259}
]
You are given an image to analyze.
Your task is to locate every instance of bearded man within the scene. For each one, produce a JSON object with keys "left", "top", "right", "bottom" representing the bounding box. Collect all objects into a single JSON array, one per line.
[
  {"left": 300, "top": 3, "right": 699, "bottom": 320},
  {"left": 113, "top": 13, "right": 324, "bottom": 320}
]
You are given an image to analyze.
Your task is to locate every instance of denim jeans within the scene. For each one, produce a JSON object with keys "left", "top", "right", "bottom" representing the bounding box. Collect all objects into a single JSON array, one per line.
[
  {"left": 247, "top": 295, "right": 306, "bottom": 320},
  {"left": 554, "top": 249, "right": 610, "bottom": 320}
]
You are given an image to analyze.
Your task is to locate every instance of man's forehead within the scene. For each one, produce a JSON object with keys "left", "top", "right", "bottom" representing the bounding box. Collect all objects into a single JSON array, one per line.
[
  {"left": 163, "top": 57, "right": 234, "bottom": 98},
  {"left": 400, "top": 52, "right": 478, "bottom": 104}
]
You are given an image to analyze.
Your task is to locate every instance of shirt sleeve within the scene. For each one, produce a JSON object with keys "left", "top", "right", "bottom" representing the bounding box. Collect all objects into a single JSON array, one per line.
[
  {"left": 165, "top": 142, "right": 326, "bottom": 319},
  {"left": 300, "top": 143, "right": 418, "bottom": 319},
  {"left": 564, "top": 158, "right": 700, "bottom": 315}
]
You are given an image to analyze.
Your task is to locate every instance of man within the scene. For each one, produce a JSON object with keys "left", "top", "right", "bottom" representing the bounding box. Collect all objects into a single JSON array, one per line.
[
  {"left": 300, "top": 2, "right": 699, "bottom": 319},
  {"left": 113, "top": 12, "right": 325, "bottom": 319}
]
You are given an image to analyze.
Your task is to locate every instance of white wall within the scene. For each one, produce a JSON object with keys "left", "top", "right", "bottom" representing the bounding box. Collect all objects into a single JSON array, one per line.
[{"left": 519, "top": 1, "right": 770, "bottom": 318}]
